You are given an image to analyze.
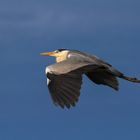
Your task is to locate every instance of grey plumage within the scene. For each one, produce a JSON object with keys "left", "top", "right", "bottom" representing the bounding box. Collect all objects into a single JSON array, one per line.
[{"left": 41, "top": 49, "right": 140, "bottom": 109}]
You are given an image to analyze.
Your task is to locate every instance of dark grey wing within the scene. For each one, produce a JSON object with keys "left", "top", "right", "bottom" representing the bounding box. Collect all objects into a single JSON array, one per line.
[
  {"left": 64, "top": 52, "right": 120, "bottom": 90},
  {"left": 86, "top": 70, "right": 119, "bottom": 90},
  {"left": 86, "top": 63, "right": 140, "bottom": 90},
  {"left": 47, "top": 71, "right": 82, "bottom": 109},
  {"left": 46, "top": 59, "right": 103, "bottom": 109}
]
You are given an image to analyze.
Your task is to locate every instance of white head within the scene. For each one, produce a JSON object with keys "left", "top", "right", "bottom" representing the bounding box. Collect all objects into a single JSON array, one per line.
[{"left": 40, "top": 49, "right": 70, "bottom": 62}]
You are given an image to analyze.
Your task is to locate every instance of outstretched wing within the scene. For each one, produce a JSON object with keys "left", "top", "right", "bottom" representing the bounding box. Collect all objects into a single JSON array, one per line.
[
  {"left": 47, "top": 71, "right": 82, "bottom": 108},
  {"left": 46, "top": 59, "right": 103, "bottom": 109}
]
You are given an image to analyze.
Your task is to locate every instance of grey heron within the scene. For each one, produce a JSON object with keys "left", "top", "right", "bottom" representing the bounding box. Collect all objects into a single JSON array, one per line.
[{"left": 40, "top": 49, "right": 140, "bottom": 109}]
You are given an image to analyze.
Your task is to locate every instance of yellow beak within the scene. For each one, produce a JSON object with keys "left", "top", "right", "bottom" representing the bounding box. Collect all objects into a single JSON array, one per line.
[{"left": 40, "top": 51, "right": 55, "bottom": 56}]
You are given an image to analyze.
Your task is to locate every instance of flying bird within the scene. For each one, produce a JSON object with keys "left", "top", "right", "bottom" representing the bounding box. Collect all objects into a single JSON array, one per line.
[{"left": 40, "top": 49, "right": 140, "bottom": 109}]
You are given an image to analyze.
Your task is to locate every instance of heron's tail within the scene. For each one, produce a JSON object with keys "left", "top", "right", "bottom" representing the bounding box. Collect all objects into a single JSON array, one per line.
[{"left": 120, "top": 75, "right": 140, "bottom": 83}]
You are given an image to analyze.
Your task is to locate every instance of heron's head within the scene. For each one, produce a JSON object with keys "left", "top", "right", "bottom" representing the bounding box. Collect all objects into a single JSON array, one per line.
[{"left": 40, "top": 49, "right": 69, "bottom": 62}]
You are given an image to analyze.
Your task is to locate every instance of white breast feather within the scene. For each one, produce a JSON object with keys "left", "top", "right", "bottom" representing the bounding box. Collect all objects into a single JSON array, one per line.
[{"left": 45, "top": 67, "right": 51, "bottom": 85}]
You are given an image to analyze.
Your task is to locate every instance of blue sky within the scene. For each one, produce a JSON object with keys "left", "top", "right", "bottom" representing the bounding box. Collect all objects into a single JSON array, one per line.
[{"left": 0, "top": 0, "right": 140, "bottom": 140}]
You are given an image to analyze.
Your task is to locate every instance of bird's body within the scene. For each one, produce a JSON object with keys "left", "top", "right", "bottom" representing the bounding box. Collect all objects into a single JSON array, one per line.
[{"left": 41, "top": 49, "right": 140, "bottom": 109}]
